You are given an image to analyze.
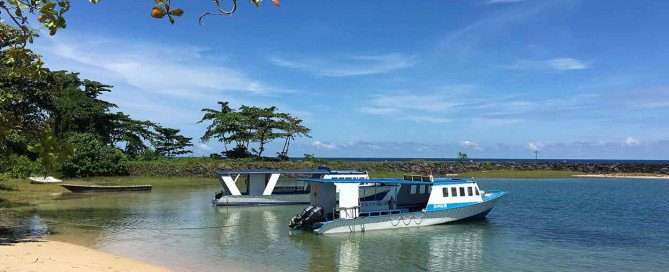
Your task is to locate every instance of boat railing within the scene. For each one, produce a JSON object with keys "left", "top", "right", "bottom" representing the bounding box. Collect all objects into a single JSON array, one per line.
[
  {"left": 332, "top": 206, "right": 405, "bottom": 220},
  {"left": 272, "top": 185, "right": 310, "bottom": 194},
  {"left": 359, "top": 209, "right": 404, "bottom": 218}
]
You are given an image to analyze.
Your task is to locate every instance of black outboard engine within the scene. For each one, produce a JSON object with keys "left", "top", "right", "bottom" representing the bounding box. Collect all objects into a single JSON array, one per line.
[{"left": 289, "top": 206, "right": 324, "bottom": 230}]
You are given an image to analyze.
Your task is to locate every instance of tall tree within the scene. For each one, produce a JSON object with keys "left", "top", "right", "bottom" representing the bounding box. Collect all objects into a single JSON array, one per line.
[
  {"left": 277, "top": 114, "right": 310, "bottom": 160},
  {"left": 240, "top": 105, "right": 284, "bottom": 157},
  {"left": 153, "top": 126, "right": 192, "bottom": 157},
  {"left": 110, "top": 113, "right": 157, "bottom": 158},
  {"left": 199, "top": 101, "right": 254, "bottom": 157},
  {"left": 199, "top": 101, "right": 311, "bottom": 159}
]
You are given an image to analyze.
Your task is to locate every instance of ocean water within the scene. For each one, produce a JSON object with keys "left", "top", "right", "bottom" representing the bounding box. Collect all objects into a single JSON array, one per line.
[{"left": 18, "top": 178, "right": 669, "bottom": 271}]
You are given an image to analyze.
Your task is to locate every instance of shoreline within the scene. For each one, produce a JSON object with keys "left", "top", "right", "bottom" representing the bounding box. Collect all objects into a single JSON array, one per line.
[
  {"left": 0, "top": 240, "right": 169, "bottom": 272},
  {"left": 572, "top": 174, "right": 669, "bottom": 179}
]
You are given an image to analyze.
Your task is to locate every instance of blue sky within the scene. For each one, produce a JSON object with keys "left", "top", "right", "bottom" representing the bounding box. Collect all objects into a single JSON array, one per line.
[{"left": 32, "top": 0, "right": 669, "bottom": 159}]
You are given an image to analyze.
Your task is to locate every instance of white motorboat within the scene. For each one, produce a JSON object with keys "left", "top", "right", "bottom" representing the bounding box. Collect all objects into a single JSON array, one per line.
[{"left": 289, "top": 175, "right": 506, "bottom": 234}]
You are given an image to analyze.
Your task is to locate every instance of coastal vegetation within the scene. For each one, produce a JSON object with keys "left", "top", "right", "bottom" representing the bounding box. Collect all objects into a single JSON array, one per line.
[
  {"left": 0, "top": 23, "right": 194, "bottom": 179},
  {"left": 199, "top": 101, "right": 310, "bottom": 159}
]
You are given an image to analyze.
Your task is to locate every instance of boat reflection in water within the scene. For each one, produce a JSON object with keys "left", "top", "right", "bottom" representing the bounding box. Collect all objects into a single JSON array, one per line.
[{"left": 290, "top": 222, "right": 489, "bottom": 272}]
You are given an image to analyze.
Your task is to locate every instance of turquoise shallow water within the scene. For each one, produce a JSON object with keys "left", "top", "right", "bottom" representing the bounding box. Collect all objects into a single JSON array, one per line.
[{"left": 20, "top": 178, "right": 669, "bottom": 271}]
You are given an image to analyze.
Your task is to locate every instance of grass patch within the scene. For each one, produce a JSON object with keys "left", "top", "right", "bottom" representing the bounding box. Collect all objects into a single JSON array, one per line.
[
  {"left": 0, "top": 176, "right": 216, "bottom": 209},
  {"left": 459, "top": 170, "right": 583, "bottom": 178},
  {"left": 66, "top": 176, "right": 217, "bottom": 187}
]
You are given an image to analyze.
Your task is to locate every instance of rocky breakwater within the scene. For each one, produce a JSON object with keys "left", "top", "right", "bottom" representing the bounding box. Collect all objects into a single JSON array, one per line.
[{"left": 365, "top": 160, "right": 669, "bottom": 175}]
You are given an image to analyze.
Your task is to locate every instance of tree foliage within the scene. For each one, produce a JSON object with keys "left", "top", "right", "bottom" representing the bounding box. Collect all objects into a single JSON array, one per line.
[
  {"left": 199, "top": 101, "right": 309, "bottom": 159},
  {"left": 152, "top": 126, "right": 192, "bottom": 158},
  {"left": 61, "top": 133, "right": 128, "bottom": 177},
  {"left": 27, "top": 129, "right": 72, "bottom": 177},
  {"left": 1, "top": 23, "right": 192, "bottom": 177},
  {"left": 0, "top": 0, "right": 280, "bottom": 41}
]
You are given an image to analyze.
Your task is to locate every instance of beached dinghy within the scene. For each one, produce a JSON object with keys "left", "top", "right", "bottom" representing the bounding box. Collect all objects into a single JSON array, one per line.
[
  {"left": 61, "top": 184, "right": 152, "bottom": 193},
  {"left": 289, "top": 175, "right": 506, "bottom": 234},
  {"left": 214, "top": 167, "right": 369, "bottom": 206},
  {"left": 29, "top": 176, "right": 63, "bottom": 184}
]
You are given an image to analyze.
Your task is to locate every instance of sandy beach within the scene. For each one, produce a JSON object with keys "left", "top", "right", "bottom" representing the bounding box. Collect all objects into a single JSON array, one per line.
[
  {"left": 573, "top": 174, "right": 669, "bottom": 179},
  {"left": 0, "top": 240, "right": 169, "bottom": 272}
]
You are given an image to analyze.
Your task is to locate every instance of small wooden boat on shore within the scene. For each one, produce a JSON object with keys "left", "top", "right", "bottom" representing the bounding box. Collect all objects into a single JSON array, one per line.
[
  {"left": 61, "top": 184, "right": 152, "bottom": 193},
  {"left": 29, "top": 176, "right": 63, "bottom": 184}
]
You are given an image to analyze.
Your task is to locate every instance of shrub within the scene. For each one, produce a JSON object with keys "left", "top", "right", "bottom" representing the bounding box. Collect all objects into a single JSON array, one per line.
[
  {"left": 6, "top": 155, "right": 39, "bottom": 178},
  {"left": 224, "top": 145, "right": 253, "bottom": 159},
  {"left": 61, "top": 133, "right": 129, "bottom": 177},
  {"left": 0, "top": 173, "right": 17, "bottom": 191}
]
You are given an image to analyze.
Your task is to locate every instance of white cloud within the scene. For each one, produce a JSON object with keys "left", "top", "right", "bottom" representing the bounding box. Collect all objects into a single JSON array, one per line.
[
  {"left": 546, "top": 58, "right": 589, "bottom": 71},
  {"left": 461, "top": 140, "right": 481, "bottom": 150},
  {"left": 268, "top": 53, "right": 416, "bottom": 77},
  {"left": 360, "top": 87, "right": 598, "bottom": 126},
  {"left": 624, "top": 137, "right": 640, "bottom": 146},
  {"left": 504, "top": 58, "right": 589, "bottom": 71},
  {"left": 403, "top": 116, "right": 452, "bottom": 124},
  {"left": 196, "top": 143, "right": 212, "bottom": 151},
  {"left": 528, "top": 142, "right": 543, "bottom": 151},
  {"left": 440, "top": 0, "right": 563, "bottom": 55},
  {"left": 360, "top": 106, "right": 399, "bottom": 116},
  {"left": 312, "top": 140, "right": 337, "bottom": 150},
  {"left": 41, "top": 35, "right": 282, "bottom": 99}
]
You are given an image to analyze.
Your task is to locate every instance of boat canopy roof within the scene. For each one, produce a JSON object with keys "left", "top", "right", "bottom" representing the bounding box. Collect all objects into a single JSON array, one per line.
[
  {"left": 216, "top": 167, "right": 366, "bottom": 175},
  {"left": 299, "top": 177, "right": 474, "bottom": 186}
]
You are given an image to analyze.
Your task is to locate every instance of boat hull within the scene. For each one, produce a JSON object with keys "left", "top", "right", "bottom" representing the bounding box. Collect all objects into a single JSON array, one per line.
[
  {"left": 61, "top": 184, "right": 152, "bottom": 193},
  {"left": 29, "top": 176, "right": 63, "bottom": 184},
  {"left": 314, "top": 192, "right": 504, "bottom": 234}
]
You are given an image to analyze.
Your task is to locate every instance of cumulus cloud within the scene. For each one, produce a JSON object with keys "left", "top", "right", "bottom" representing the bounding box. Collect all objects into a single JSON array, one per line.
[
  {"left": 528, "top": 142, "right": 544, "bottom": 151},
  {"left": 461, "top": 140, "right": 481, "bottom": 150},
  {"left": 268, "top": 53, "right": 416, "bottom": 77},
  {"left": 624, "top": 137, "right": 640, "bottom": 146},
  {"left": 312, "top": 140, "right": 337, "bottom": 150}
]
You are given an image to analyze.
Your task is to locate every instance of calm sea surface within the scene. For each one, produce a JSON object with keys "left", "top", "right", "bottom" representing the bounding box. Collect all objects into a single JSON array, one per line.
[{"left": 20, "top": 178, "right": 669, "bottom": 271}]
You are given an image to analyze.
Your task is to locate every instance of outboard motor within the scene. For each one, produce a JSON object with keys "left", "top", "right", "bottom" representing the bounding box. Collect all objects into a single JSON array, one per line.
[{"left": 289, "top": 206, "right": 324, "bottom": 230}]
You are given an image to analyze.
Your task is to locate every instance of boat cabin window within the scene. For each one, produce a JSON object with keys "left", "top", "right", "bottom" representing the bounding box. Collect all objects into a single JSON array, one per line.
[
  {"left": 468, "top": 187, "right": 473, "bottom": 196},
  {"left": 451, "top": 187, "right": 457, "bottom": 197},
  {"left": 410, "top": 185, "right": 417, "bottom": 194},
  {"left": 442, "top": 187, "right": 449, "bottom": 197},
  {"left": 419, "top": 185, "right": 426, "bottom": 194},
  {"left": 475, "top": 187, "right": 480, "bottom": 195},
  {"left": 459, "top": 187, "right": 465, "bottom": 197}
]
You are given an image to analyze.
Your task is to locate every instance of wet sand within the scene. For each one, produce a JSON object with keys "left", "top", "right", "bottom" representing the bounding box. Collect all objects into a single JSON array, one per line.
[{"left": 0, "top": 240, "right": 169, "bottom": 272}]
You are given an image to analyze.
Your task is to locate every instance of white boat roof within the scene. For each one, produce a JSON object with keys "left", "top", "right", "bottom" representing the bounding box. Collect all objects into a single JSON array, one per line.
[
  {"left": 299, "top": 178, "right": 475, "bottom": 186},
  {"left": 216, "top": 167, "right": 367, "bottom": 175}
]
